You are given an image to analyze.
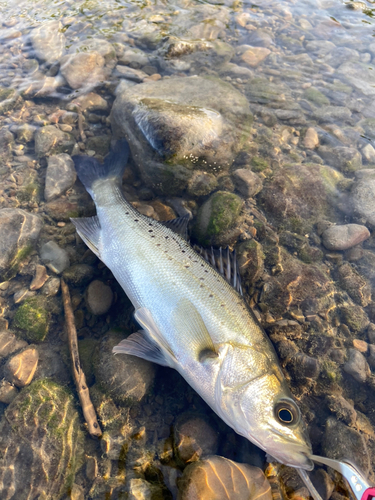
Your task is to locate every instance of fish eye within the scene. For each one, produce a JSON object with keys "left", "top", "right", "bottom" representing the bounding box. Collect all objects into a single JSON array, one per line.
[{"left": 274, "top": 399, "right": 300, "bottom": 426}]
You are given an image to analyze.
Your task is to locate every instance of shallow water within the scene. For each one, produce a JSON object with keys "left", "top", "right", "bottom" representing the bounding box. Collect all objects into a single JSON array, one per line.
[{"left": 0, "top": 0, "right": 375, "bottom": 499}]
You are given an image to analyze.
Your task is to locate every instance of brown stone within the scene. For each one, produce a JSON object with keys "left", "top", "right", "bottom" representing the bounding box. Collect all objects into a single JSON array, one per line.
[
  {"left": 30, "top": 264, "right": 48, "bottom": 291},
  {"left": 0, "top": 331, "right": 27, "bottom": 358},
  {"left": 174, "top": 416, "right": 218, "bottom": 464},
  {"left": 0, "top": 379, "right": 18, "bottom": 404},
  {"left": 304, "top": 127, "right": 319, "bottom": 149},
  {"left": 240, "top": 47, "right": 271, "bottom": 67},
  {"left": 177, "top": 456, "right": 272, "bottom": 500},
  {"left": 5, "top": 348, "right": 39, "bottom": 387}
]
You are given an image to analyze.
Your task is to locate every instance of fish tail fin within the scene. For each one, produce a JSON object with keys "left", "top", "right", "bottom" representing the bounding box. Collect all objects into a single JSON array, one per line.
[{"left": 72, "top": 139, "right": 130, "bottom": 196}]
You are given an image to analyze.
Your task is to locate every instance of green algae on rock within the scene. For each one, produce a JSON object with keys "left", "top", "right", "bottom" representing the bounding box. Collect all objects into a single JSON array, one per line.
[
  {"left": 13, "top": 296, "right": 50, "bottom": 342},
  {"left": 193, "top": 190, "right": 243, "bottom": 246},
  {"left": 0, "top": 379, "right": 84, "bottom": 500}
]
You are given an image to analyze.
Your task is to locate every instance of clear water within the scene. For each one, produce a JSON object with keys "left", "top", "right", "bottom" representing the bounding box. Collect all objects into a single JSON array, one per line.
[{"left": 0, "top": 0, "right": 375, "bottom": 498}]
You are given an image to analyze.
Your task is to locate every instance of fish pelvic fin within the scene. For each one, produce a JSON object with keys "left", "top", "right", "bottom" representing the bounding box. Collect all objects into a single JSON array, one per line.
[
  {"left": 160, "top": 214, "right": 190, "bottom": 241},
  {"left": 71, "top": 215, "right": 101, "bottom": 257},
  {"left": 72, "top": 139, "right": 130, "bottom": 197},
  {"left": 172, "top": 299, "right": 218, "bottom": 362},
  {"left": 113, "top": 330, "right": 171, "bottom": 367}
]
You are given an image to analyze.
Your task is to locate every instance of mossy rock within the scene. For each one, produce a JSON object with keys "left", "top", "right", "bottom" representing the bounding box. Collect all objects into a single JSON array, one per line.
[
  {"left": 86, "top": 135, "right": 111, "bottom": 157},
  {"left": 13, "top": 296, "right": 50, "bottom": 342},
  {"left": 303, "top": 87, "right": 330, "bottom": 107},
  {"left": 339, "top": 304, "right": 369, "bottom": 334},
  {"left": 251, "top": 156, "right": 269, "bottom": 172},
  {"left": 0, "top": 379, "right": 84, "bottom": 500},
  {"left": 193, "top": 191, "right": 243, "bottom": 246},
  {"left": 236, "top": 239, "right": 264, "bottom": 285}
]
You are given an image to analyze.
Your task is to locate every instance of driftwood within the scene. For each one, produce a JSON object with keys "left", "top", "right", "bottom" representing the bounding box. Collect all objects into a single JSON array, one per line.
[{"left": 61, "top": 278, "right": 102, "bottom": 438}]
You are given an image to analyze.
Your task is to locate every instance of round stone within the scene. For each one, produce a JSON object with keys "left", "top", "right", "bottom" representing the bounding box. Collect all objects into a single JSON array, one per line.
[{"left": 85, "top": 280, "right": 113, "bottom": 315}]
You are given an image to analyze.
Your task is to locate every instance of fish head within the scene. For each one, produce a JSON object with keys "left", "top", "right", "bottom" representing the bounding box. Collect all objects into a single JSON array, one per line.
[{"left": 218, "top": 350, "right": 313, "bottom": 470}]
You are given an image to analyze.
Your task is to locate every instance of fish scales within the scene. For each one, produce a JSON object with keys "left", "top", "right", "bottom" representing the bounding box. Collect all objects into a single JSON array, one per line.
[{"left": 72, "top": 140, "right": 313, "bottom": 470}]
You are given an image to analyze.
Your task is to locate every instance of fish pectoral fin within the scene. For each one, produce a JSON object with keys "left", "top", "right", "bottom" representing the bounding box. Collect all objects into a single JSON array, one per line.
[
  {"left": 113, "top": 330, "right": 170, "bottom": 367},
  {"left": 160, "top": 214, "right": 190, "bottom": 241},
  {"left": 71, "top": 215, "right": 101, "bottom": 257},
  {"left": 171, "top": 299, "right": 218, "bottom": 362},
  {"left": 134, "top": 307, "right": 177, "bottom": 366}
]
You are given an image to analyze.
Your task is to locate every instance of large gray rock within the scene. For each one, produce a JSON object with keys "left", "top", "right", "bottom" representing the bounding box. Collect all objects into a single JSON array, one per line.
[
  {"left": 44, "top": 154, "right": 77, "bottom": 201},
  {"left": 351, "top": 169, "right": 375, "bottom": 225},
  {"left": 111, "top": 76, "right": 253, "bottom": 194},
  {"left": 0, "top": 209, "right": 42, "bottom": 280},
  {"left": 338, "top": 61, "right": 375, "bottom": 96},
  {"left": 35, "top": 125, "right": 75, "bottom": 158},
  {"left": 29, "top": 20, "right": 65, "bottom": 64},
  {"left": 40, "top": 241, "right": 70, "bottom": 274},
  {"left": 321, "top": 224, "right": 370, "bottom": 251}
]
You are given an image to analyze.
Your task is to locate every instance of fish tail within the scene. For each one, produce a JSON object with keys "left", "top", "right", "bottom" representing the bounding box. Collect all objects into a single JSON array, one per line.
[{"left": 72, "top": 139, "right": 130, "bottom": 197}]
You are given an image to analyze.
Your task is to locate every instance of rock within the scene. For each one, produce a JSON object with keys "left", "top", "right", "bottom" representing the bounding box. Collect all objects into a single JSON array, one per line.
[
  {"left": 218, "top": 62, "right": 253, "bottom": 80},
  {"left": 60, "top": 50, "right": 111, "bottom": 90},
  {"left": 174, "top": 415, "right": 218, "bottom": 463},
  {"left": 313, "top": 106, "right": 352, "bottom": 123},
  {"left": 35, "top": 125, "right": 75, "bottom": 158},
  {"left": 85, "top": 280, "right": 113, "bottom": 315},
  {"left": 0, "top": 331, "right": 27, "bottom": 358},
  {"left": 62, "top": 264, "right": 95, "bottom": 286},
  {"left": 128, "top": 478, "right": 165, "bottom": 500},
  {"left": 237, "top": 240, "right": 264, "bottom": 285},
  {"left": 287, "top": 353, "right": 320, "bottom": 384},
  {"left": 187, "top": 171, "right": 218, "bottom": 197},
  {"left": 232, "top": 168, "right": 263, "bottom": 198},
  {"left": 310, "top": 469, "right": 335, "bottom": 500},
  {"left": 94, "top": 331, "right": 155, "bottom": 405},
  {"left": 70, "top": 38, "right": 117, "bottom": 67},
  {"left": 13, "top": 296, "right": 50, "bottom": 342},
  {"left": 29, "top": 21, "right": 65, "bottom": 64},
  {"left": 34, "top": 344, "right": 70, "bottom": 384},
  {"left": 13, "top": 288, "right": 36, "bottom": 304},
  {"left": 111, "top": 76, "right": 252, "bottom": 194},
  {"left": 304, "top": 127, "right": 319, "bottom": 149},
  {"left": 337, "top": 61, "right": 375, "bottom": 96},
  {"left": 16, "top": 123, "right": 37, "bottom": 143},
  {"left": 40, "top": 240, "right": 70, "bottom": 274},
  {"left": 361, "top": 143, "right": 375, "bottom": 163},
  {"left": 0, "top": 380, "right": 18, "bottom": 404},
  {"left": 193, "top": 191, "right": 243, "bottom": 246},
  {"left": 86, "top": 135, "right": 111, "bottom": 157},
  {"left": 351, "top": 170, "right": 375, "bottom": 225},
  {"left": 0, "top": 379, "right": 84, "bottom": 499},
  {"left": 70, "top": 484, "right": 85, "bottom": 500},
  {"left": 0, "top": 208, "right": 43, "bottom": 280},
  {"left": 44, "top": 198, "right": 82, "bottom": 222},
  {"left": 318, "top": 145, "right": 362, "bottom": 173},
  {"left": 30, "top": 264, "right": 48, "bottom": 291},
  {"left": 336, "top": 263, "right": 371, "bottom": 307},
  {"left": 115, "top": 65, "right": 148, "bottom": 82},
  {"left": 5, "top": 347, "right": 39, "bottom": 387},
  {"left": 41, "top": 276, "right": 61, "bottom": 296},
  {"left": 67, "top": 92, "right": 108, "bottom": 113},
  {"left": 117, "top": 46, "right": 149, "bottom": 67},
  {"left": 178, "top": 456, "right": 272, "bottom": 500},
  {"left": 343, "top": 348, "right": 370, "bottom": 383},
  {"left": 238, "top": 46, "right": 271, "bottom": 67},
  {"left": 326, "top": 395, "right": 357, "bottom": 426},
  {"left": 245, "top": 78, "right": 293, "bottom": 109},
  {"left": 304, "top": 87, "right": 330, "bottom": 107},
  {"left": 44, "top": 154, "right": 76, "bottom": 202},
  {"left": 322, "top": 417, "right": 370, "bottom": 475},
  {"left": 322, "top": 224, "right": 370, "bottom": 251},
  {"left": 246, "top": 29, "right": 274, "bottom": 48}
]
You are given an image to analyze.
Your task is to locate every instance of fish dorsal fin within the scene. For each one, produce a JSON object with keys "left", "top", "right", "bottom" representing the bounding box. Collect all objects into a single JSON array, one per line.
[
  {"left": 113, "top": 330, "right": 170, "bottom": 367},
  {"left": 160, "top": 214, "right": 190, "bottom": 241},
  {"left": 194, "top": 245, "right": 243, "bottom": 296},
  {"left": 171, "top": 299, "right": 217, "bottom": 363},
  {"left": 71, "top": 216, "right": 101, "bottom": 257}
]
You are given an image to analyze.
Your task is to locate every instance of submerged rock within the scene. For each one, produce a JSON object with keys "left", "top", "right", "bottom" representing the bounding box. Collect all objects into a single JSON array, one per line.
[
  {"left": 4, "top": 347, "right": 39, "bottom": 387},
  {"left": 0, "top": 208, "right": 42, "bottom": 280},
  {"left": 35, "top": 125, "right": 75, "bottom": 158},
  {"left": 111, "top": 76, "right": 252, "bottom": 194},
  {"left": 0, "top": 379, "right": 84, "bottom": 500},
  {"left": 29, "top": 20, "right": 65, "bottom": 64},
  {"left": 351, "top": 170, "right": 375, "bottom": 225},
  {"left": 343, "top": 348, "right": 370, "bottom": 383},
  {"left": 321, "top": 224, "right": 370, "bottom": 251},
  {"left": 178, "top": 456, "right": 272, "bottom": 500},
  {"left": 318, "top": 146, "right": 362, "bottom": 173},
  {"left": 85, "top": 280, "right": 113, "bottom": 315},
  {"left": 174, "top": 414, "right": 218, "bottom": 464},
  {"left": 40, "top": 240, "right": 70, "bottom": 274},
  {"left": 13, "top": 296, "right": 50, "bottom": 342},
  {"left": 44, "top": 154, "right": 77, "bottom": 201}
]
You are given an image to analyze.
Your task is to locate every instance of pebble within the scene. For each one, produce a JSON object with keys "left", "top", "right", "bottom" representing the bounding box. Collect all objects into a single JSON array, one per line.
[
  {"left": 321, "top": 224, "right": 370, "bottom": 251},
  {"left": 60, "top": 52, "right": 108, "bottom": 89},
  {"left": 178, "top": 456, "right": 272, "bottom": 500},
  {"left": 16, "top": 123, "right": 37, "bottom": 143},
  {"left": 30, "top": 264, "right": 48, "bottom": 291},
  {"left": 67, "top": 92, "right": 109, "bottom": 113},
  {"left": 318, "top": 146, "right": 362, "bottom": 173},
  {"left": 326, "top": 395, "right": 357, "bottom": 426},
  {"left": 174, "top": 415, "right": 218, "bottom": 463},
  {"left": 62, "top": 264, "right": 95, "bottom": 286},
  {"left": 353, "top": 339, "right": 368, "bottom": 353},
  {"left": 303, "top": 127, "right": 319, "bottom": 149},
  {"left": 40, "top": 241, "right": 70, "bottom": 274},
  {"left": 13, "top": 288, "right": 36, "bottom": 304},
  {"left": 115, "top": 65, "right": 148, "bottom": 82},
  {"left": 343, "top": 348, "right": 370, "bottom": 383},
  {"left": 0, "top": 331, "right": 27, "bottom": 359},
  {"left": 85, "top": 280, "right": 113, "bottom": 315},
  {"left": 35, "top": 125, "right": 74, "bottom": 158},
  {"left": 44, "top": 154, "right": 77, "bottom": 202},
  {"left": 187, "top": 171, "right": 218, "bottom": 197},
  {"left": 232, "top": 168, "right": 263, "bottom": 198},
  {"left": 239, "top": 46, "right": 271, "bottom": 67},
  {"left": 311, "top": 469, "right": 335, "bottom": 500},
  {"left": 5, "top": 347, "right": 39, "bottom": 387},
  {"left": 0, "top": 379, "right": 18, "bottom": 404},
  {"left": 362, "top": 143, "right": 375, "bottom": 163},
  {"left": 29, "top": 20, "right": 66, "bottom": 64},
  {"left": 41, "top": 276, "right": 61, "bottom": 296},
  {"left": 351, "top": 170, "right": 375, "bottom": 225}
]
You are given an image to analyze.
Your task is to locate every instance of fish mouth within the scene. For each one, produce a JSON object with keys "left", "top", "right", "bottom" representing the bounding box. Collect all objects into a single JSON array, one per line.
[{"left": 266, "top": 438, "right": 314, "bottom": 470}]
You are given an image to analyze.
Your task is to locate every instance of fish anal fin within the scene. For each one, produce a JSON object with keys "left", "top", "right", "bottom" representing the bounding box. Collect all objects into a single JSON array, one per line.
[
  {"left": 134, "top": 307, "right": 177, "bottom": 365},
  {"left": 172, "top": 299, "right": 217, "bottom": 363},
  {"left": 71, "top": 215, "right": 101, "bottom": 257},
  {"left": 113, "top": 330, "right": 169, "bottom": 367},
  {"left": 160, "top": 214, "right": 190, "bottom": 241}
]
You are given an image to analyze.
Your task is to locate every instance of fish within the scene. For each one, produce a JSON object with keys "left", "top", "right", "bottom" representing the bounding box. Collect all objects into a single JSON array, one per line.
[{"left": 72, "top": 139, "right": 313, "bottom": 470}]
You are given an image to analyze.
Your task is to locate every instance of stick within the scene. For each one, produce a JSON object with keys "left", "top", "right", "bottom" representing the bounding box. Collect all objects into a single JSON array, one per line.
[{"left": 61, "top": 278, "right": 102, "bottom": 438}]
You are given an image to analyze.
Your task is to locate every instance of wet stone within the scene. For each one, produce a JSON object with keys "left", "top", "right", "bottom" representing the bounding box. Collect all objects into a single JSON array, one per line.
[
  {"left": 304, "top": 127, "right": 319, "bottom": 149},
  {"left": 343, "top": 348, "right": 370, "bottom": 383},
  {"left": 0, "top": 331, "right": 27, "bottom": 359},
  {"left": 0, "top": 379, "right": 84, "bottom": 500},
  {"left": 41, "top": 276, "right": 61, "bottom": 296},
  {"left": 310, "top": 469, "right": 335, "bottom": 500},
  {"left": 94, "top": 331, "right": 155, "bottom": 405},
  {"left": 238, "top": 45, "right": 271, "bottom": 67},
  {"left": 60, "top": 51, "right": 111, "bottom": 90},
  {"left": 13, "top": 296, "right": 50, "bottom": 343},
  {"left": 85, "top": 280, "right": 113, "bottom": 315},
  {"left": 362, "top": 143, "right": 375, "bottom": 163},
  {"left": 232, "top": 168, "right": 263, "bottom": 198},
  {"left": 35, "top": 125, "right": 75, "bottom": 158},
  {"left": 326, "top": 395, "right": 357, "bottom": 426},
  {"left": 178, "top": 456, "right": 272, "bottom": 500},
  {"left": 0, "top": 208, "right": 43, "bottom": 281},
  {"left": 340, "top": 304, "right": 370, "bottom": 334},
  {"left": 16, "top": 123, "right": 37, "bottom": 143},
  {"left": 187, "top": 171, "right": 218, "bottom": 197},
  {"left": 44, "top": 154, "right": 77, "bottom": 202},
  {"left": 351, "top": 170, "right": 375, "bottom": 225},
  {"left": 62, "top": 264, "right": 95, "bottom": 286},
  {"left": 4, "top": 347, "right": 39, "bottom": 388},
  {"left": 318, "top": 146, "right": 362, "bottom": 173},
  {"left": 322, "top": 224, "right": 370, "bottom": 251},
  {"left": 0, "top": 379, "right": 18, "bottom": 404},
  {"left": 40, "top": 240, "right": 70, "bottom": 274},
  {"left": 30, "top": 264, "right": 48, "bottom": 291},
  {"left": 336, "top": 263, "right": 371, "bottom": 307},
  {"left": 174, "top": 415, "right": 218, "bottom": 464},
  {"left": 29, "top": 20, "right": 66, "bottom": 64}
]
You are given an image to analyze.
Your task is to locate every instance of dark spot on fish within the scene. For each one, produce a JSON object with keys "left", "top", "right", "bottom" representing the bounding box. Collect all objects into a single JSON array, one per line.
[
  {"left": 125, "top": 212, "right": 129, "bottom": 214},
  {"left": 134, "top": 219, "right": 139, "bottom": 222},
  {"left": 182, "top": 250, "right": 186, "bottom": 253},
  {"left": 184, "top": 265, "right": 190, "bottom": 268},
  {"left": 151, "top": 235, "right": 155, "bottom": 238},
  {"left": 200, "top": 277, "right": 204, "bottom": 281},
  {"left": 165, "top": 236, "right": 169, "bottom": 239},
  {"left": 209, "top": 294, "right": 213, "bottom": 298},
  {"left": 221, "top": 303, "right": 225, "bottom": 307},
  {"left": 205, "top": 270, "right": 208, "bottom": 273},
  {"left": 156, "top": 243, "right": 161, "bottom": 246},
  {"left": 149, "top": 230, "right": 153, "bottom": 232},
  {"left": 149, "top": 223, "right": 153, "bottom": 226},
  {"left": 200, "top": 284, "right": 204, "bottom": 288}
]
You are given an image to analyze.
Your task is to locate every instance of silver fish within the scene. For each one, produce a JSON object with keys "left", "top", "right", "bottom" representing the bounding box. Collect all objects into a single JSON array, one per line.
[{"left": 72, "top": 140, "right": 313, "bottom": 470}]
